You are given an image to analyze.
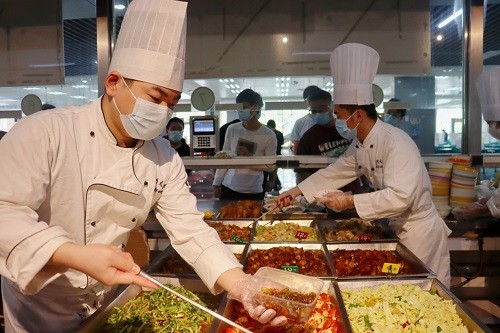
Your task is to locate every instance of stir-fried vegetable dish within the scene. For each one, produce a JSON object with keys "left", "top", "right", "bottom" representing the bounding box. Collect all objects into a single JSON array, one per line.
[{"left": 106, "top": 283, "right": 213, "bottom": 333}]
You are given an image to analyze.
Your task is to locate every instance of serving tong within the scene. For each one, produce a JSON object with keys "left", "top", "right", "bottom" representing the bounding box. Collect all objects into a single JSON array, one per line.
[
  {"left": 139, "top": 271, "right": 253, "bottom": 333},
  {"left": 246, "top": 204, "right": 278, "bottom": 227}
]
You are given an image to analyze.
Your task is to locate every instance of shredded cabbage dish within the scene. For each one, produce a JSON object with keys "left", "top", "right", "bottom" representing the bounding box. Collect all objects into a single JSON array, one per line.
[{"left": 341, "top": 284, "right": 476, "bottom": 333}]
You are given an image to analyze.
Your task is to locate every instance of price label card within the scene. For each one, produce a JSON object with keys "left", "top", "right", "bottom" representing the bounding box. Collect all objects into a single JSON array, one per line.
[
  {"left": 281, "top": 265, "right": 299, "bottom": 273},
  {"left": 358, "top": 233, "right": 373, "bottom": 242},
  {"left": 295, "top": 231, "right": 309, "bottom": 240},
  {"left": 231, "top": 235, "right": 244, "bottom": 243},
  {"left": 382, "top": 263, "right": 401, "bottom": 274}
]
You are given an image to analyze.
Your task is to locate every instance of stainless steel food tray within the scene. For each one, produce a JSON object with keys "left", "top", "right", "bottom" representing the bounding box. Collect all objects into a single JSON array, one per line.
[
  {"left": 212, "top": 279, "right": 353, "bottom": 333},
  {"left": 79, "top": 276, "right": 220, "bottom": 333},
  {"left": 253, "top": 219, "right": 324, "bottom": 243},
  {"left": 242, "top": 242, "right": 333, "bottom": 277},
  {"left": 147, "top": 243, "right": 248, "bottom": 277},
  {"left": 206, "top": 219, "right": 256, "bottom": 243},
  {"left": 326, "top": 242, "right": 434, "bottom": 279},
  {"left": 336, "top": 279, "right": 493, "bottom": 333},
  {"left": 263, "top": 211, "right": 328, "bottom": 220},
  {"left": 317, "top": 218, "right": 398, "bottom": 243}
]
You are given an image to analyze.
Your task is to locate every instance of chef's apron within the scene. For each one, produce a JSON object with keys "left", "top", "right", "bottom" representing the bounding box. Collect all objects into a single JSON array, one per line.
[{"left": 2, "top": 276, "right": 115, "bottom": 333}]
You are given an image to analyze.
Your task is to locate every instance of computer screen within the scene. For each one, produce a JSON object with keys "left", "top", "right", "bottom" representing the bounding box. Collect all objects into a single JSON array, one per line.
[{"left": 193, "top": 119, "right": 215, "bottom": 134}]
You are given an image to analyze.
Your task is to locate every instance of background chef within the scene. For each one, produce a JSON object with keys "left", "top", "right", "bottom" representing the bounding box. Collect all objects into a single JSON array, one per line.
[
  {"left": 452, "top": 67, "right": 500, "bottom": 220},
  {"left": 0, "top": 1, "right": 285, "bottom": 332},
  {"left": 278, "top": 43, "right": 452, "bottom": 286}
]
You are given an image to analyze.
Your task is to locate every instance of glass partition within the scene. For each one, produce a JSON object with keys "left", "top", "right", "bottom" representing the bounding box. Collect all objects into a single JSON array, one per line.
[{"left": 481, "top": 1, "right": 500, "bottom": 153}]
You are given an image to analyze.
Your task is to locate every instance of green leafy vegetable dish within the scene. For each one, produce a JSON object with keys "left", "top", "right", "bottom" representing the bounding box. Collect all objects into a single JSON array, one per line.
[{"left": 106, "top": 283, "right": 213, "bottom": 333}]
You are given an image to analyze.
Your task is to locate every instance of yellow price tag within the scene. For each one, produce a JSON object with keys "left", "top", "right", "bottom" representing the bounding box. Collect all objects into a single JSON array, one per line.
[{"left": 382, "top": 263, "right": 401, "bottom": 274}]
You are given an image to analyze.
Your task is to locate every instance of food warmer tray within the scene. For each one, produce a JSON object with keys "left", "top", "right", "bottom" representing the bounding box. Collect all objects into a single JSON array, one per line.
[
  {"left": 336, "top": 279, "right": 493, "bottom": 333},
  {"left": 263, "top": 211, "right": 328, "bottom": 220},
  {"left": 316, "top": 218, "right": 398, "bottom": 243},
  {"left": 146, "top": 243, "right": 248, "bottom": 277},
  {"left": 212, "top": 279, "right": 353, "bottom": 333},
  {"left": 326, "top": 242, "right": 434, "bottom": 279},
  {"left": 253, "top": 219, "right": 324, "bottom": 243},
  {"left": 241, "top": 242, "right": 334, "bottom": 277},
  {"left": 206, "top": 219, "right": 256, "bottom": 243},
  {"left": 78, "top": 276, "right": 222, "bottom": 333}
]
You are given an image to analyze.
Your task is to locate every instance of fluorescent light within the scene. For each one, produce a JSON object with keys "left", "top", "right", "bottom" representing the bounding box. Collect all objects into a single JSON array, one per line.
[
  {"left": 437, "top": 9, "right": 462, "bottom": 29},
  {"left": 70, "top": 96, "right": 87, "bottom": 99},
  {"left": 114, "top": 4, "right": 125, "bottom": 10},
  {"left": 71, "top": 85, "right": 89, "bottom": 88},
  {"left": 23, "top": 87, "right": 40, "bottom": 90},
  {"left": 90, "top": 89, "right": 98, "bottom": 93},
  {"left": 47, "top": 91, "right": 66, "bottom": 95}
]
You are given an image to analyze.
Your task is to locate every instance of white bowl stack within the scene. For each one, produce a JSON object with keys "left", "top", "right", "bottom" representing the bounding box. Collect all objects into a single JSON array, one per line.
[
  {"left": 449, "top": 165, "right": 478, "bottom": 207},
  {"left": 428, "top": 161, "right": 453, "bottom": 208}
]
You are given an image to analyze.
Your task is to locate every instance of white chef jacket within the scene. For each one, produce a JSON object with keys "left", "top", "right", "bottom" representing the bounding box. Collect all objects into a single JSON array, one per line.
[
  {"left": 299, "top": 120, "right": 452, "bottom": 286},
  {"left": 0, "top": 98, "right": 240, "bottom": 332}
]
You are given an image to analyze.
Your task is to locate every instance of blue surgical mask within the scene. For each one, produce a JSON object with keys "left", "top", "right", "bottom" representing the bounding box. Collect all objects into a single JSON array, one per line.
[
  {"left": 168, "top": 130, "right": 183, "bottom": 143},
  {"left": 335, "top": 111, "right": 359, "bottom": 140},
  {"left": 114, "top": 78, "right": 173, "bottom": 140},
  {"left": 384, "top": 114, "right": 398, "bottom": 126},
  {"left": 312, "top": 112, "right": 332, "bottom": 126},
  {"left": 238, "top": 109, "right": 259, "bottom": 122}
]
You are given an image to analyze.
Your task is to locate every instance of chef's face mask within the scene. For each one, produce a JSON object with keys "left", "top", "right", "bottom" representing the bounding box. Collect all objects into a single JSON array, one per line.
[
  {"left": 335, "top": 110, "right": 360, "bottom": 140},
  {"left": 384, "top": 113, "right": 399, "bottom": 126},
  {"left": 488, "top": 122, "right": 500, "bottom": 140},
  {"left": 113, "top": 78, "right": 173, "bottom": 140}
]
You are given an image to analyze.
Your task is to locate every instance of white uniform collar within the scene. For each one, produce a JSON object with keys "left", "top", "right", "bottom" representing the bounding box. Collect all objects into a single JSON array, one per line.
[
  {"left": 356, "top": 118, "right": 383, "bottom": 148},
  {"left": 95, "top": 96, "right": 143, "bottom": 148}
]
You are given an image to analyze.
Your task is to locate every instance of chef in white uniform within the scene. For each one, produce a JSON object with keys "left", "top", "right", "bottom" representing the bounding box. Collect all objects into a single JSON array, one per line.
[
  {"left": 453, "top": 67, "right": 500, "bottom": 220},
  {"left": 278, "top": 43, "right": 452, "bottom": 286},
  {"left": 0, "top": 1, "right": 285, "bottom": 332}
]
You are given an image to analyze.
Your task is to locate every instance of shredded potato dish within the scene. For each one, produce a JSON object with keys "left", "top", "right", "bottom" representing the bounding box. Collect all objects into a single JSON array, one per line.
[
  {"left": 255, "top": 222, "right": 318, "bottom": 241},
  {"left": 341, "top": 284, "right": 475, "bottom": 333}
]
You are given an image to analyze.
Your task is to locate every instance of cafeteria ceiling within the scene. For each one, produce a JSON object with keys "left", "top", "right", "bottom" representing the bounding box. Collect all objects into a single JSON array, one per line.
[{"left": 3, "top": 0, "right": 500, "bottom": 106}]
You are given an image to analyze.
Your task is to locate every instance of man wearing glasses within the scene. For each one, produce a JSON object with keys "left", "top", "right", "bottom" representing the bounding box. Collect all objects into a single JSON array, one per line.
[{"left": 296, "top": 90, "right": 365, "bottom": 193}]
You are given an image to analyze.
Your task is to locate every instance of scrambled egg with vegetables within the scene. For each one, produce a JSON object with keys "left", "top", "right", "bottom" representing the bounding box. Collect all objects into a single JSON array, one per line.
[{"left": 341, "top": 284, "right": 475, "bottom": 333}]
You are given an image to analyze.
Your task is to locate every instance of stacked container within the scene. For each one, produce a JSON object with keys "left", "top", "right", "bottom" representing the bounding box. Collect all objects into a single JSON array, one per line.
[
  {"left": 428, "top": 161, "right": 453, "bottom": 208},
  {"left": 450, "top": 165, "right": 478, "bottom": 207}
]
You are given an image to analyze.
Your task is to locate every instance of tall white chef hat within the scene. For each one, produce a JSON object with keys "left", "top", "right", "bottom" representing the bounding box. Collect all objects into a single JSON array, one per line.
[
  {"left": 108, "top": 0, "right": 187, "bottom": 92},
  {"left": 330, "top": 43, "right": 380, "bottom": 105},
  {"left": 476, "top": 67, "right": 500, "bottom": 122}
]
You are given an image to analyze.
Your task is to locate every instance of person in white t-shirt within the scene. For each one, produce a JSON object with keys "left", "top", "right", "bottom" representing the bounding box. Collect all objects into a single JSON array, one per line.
[
  {"left": 213, "top": 89, "right": 277, "bottom": 200},
  {"left": 290, "top": 85, "right": 322, "bottom": 154}
]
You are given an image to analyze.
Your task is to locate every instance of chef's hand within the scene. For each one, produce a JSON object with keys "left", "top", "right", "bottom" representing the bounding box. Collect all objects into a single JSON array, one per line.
[
  {"left": 213, "top": 185, "right": 221, "bottom": 198},
  {"left": 277, "top": 186, "right": 302, "bottom": 208},
  {"left": 227, "top": 274, "right": 287, "bottom": 326},
  {"left": 452, "top": 198, "right": 489, "bottom": 221},
  {"left": 49, "top": 243, "right": 156, "bottom": 289},
  {"left": 320, "top": 191, "right": 355, "bottom": 212}
]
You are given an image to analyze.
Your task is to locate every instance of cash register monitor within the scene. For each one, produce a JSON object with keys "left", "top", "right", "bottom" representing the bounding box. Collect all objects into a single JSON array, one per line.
[
  {"left": 190, "top": 116, "right": 218, "bottom": 155},
  {"left": 193, "top": 119, "right": 215, "bottom": 135}
]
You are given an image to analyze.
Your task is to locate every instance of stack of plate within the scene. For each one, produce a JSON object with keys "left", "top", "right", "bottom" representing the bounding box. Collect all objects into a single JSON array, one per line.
[
  {"left": 450, "top": 165, "right": 478, "bottom": 207},
  {"left": 428, "top": 161, "right": 453, "bottom": 207}
]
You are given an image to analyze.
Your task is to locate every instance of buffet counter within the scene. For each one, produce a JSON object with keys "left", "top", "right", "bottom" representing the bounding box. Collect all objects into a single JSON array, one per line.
[{"left": 139, "top": 199, "right": 500, "bottom": 332}]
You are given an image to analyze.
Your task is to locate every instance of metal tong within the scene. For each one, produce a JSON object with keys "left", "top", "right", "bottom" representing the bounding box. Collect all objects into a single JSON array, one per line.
[
  {"left": 247, "top": 204, "right": 278, "bottom": 227},
  {"left": 139, "top": 271, "right": 253, "bottom": 333}
]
